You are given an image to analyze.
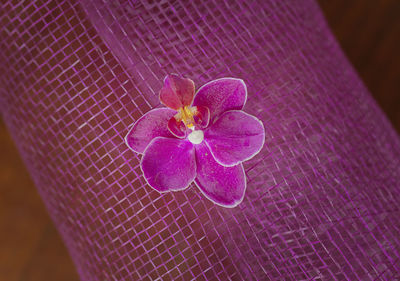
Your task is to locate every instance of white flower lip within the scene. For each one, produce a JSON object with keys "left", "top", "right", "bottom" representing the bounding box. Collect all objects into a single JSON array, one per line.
[{"left": 188, "top": 130, "right": 204, "bottom": 144}]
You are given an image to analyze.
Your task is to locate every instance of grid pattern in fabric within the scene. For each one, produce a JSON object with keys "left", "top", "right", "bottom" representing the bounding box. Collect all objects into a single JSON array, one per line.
[{"left": 1, "top": 0, "right": 400, "bottom": 280}]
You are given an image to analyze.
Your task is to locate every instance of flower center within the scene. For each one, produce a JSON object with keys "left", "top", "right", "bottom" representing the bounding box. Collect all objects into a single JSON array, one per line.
[
  {"left": 188, "top": 129, "right": 204, "bottom": 144},
  {"left": 179, "top": 106, "right": 195, "bottom": 129}
]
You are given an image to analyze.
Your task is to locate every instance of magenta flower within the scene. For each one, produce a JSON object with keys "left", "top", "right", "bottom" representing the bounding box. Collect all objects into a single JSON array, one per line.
[{"left": 125, "top": 74, "right": 265, "bottom": 208}]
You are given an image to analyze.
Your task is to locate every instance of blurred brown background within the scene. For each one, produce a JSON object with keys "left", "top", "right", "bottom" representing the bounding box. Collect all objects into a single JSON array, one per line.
[{"left": 1, "top": 1, "right": 399, "bottom": 280}]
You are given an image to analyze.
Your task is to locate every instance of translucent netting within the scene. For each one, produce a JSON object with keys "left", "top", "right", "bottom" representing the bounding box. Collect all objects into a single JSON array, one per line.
[{"left": 1, "top": 0, "right": 400, "bottom": 280}]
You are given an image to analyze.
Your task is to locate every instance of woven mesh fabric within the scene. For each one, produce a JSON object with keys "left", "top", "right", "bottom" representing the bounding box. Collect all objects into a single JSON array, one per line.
[{"left": 1, "top": 0, "right": 400, "bottom": 280}]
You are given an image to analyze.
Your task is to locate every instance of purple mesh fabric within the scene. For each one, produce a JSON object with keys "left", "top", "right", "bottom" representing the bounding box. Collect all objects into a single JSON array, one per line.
[{"left": 1, "top": 0, "right": 400, "bottom": 280}]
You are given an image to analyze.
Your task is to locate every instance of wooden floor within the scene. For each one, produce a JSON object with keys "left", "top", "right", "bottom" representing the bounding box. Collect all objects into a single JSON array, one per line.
[
  {"left": 0, "top": 121, "right": 80, "bottom": 281},
  {"left": 0, "top": 1, "right": 399, "bottom": 280}
]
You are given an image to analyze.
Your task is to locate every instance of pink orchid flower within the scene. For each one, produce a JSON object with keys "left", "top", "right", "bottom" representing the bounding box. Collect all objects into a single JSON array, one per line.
[{"left": 125, "top": 74, "right": 265, "bottom": 208}]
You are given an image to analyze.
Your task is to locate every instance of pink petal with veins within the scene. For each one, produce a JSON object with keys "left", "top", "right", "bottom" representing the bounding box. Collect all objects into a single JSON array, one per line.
[
  {"left": 141, "top": 137, "right": 196, "bottom": 192},
  {"left": 193, "top": 78, "right": 247, "bottom": 122},
  {"left": 205, "top": 110, "right": 265, "bottom": 166},
  {"left": 159, "top": 74, "right": 195, "bottom": 110},
  {"left": 125, "top": 108, "right": 176, "bottom": 154},
  {"left": 194, "top": 142, "right": 246, "bottom": 208}
]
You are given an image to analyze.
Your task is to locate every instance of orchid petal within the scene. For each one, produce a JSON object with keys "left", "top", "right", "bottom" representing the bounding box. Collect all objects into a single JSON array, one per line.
[
  {"left": 167, "top": 116, "right": 187, "bottom": 138},
  {"left": 193, "top": 78, "right": 247, "bottom": 122},
  {"left": 205, "top": 110, "right": 265, "bottom": 166},
  {"left": 159, "top": 74, "right": 195, "bottom": 110},
  {"left": 141, "top": 137, "right": 196, "bottom": 192},
  {"left": 194, "top": 143, "right": 246, "bottom": 208},
  {"left": 125, "top": 108, "right": 176, "bottom": 154},
  {"left": 193, "top": 105, "right": 210, "bottom": 129}
]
